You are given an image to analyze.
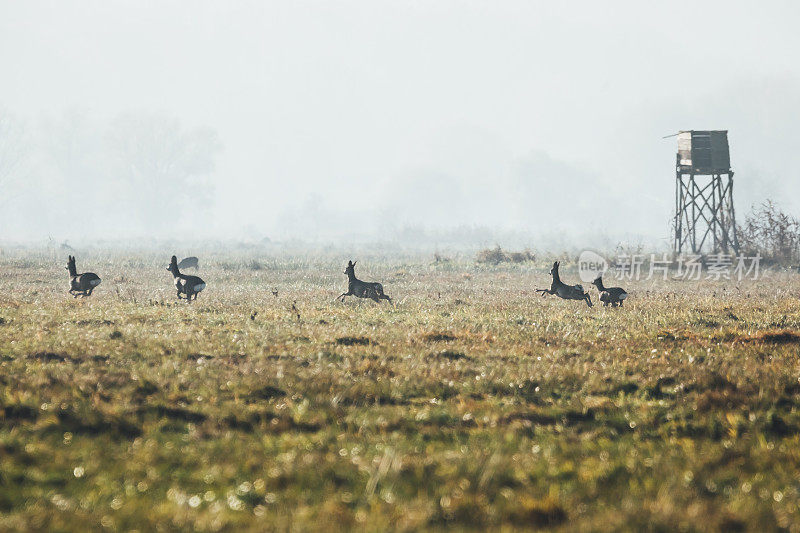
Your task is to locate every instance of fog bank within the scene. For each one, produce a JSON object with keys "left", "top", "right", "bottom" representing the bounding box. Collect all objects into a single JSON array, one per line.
[{"left": 2, "top": 1, "right": 799, "bottom": 248}]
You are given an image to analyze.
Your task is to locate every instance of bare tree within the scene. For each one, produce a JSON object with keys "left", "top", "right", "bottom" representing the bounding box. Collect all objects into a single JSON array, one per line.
[
  {"left": 0, "top": 109, "right": 29, "bottom": 208},
  {"left": 39, "top": 110, "right": 111, "bottom": 232},
  {"left": 107, "top": 113, "right": 222, "bottom": 233}
]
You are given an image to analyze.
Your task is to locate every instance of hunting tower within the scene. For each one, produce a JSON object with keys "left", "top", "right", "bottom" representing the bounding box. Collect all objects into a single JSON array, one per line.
[{"left": 673, "top": 130, "right": 739, "bottom": 254}]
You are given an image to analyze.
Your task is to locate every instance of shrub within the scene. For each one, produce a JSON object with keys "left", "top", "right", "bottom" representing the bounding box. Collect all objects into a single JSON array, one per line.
[
  {"left": 476, "top": 246, "right": 534, "bottom": 265},
  {"left": 737, "top": 200, "right": 800, "bottom": 265}
]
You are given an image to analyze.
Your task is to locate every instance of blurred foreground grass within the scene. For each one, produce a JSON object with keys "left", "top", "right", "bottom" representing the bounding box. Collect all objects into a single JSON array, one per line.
[{"left": 1, "top": 251, "right": 800, "bottom": 531}]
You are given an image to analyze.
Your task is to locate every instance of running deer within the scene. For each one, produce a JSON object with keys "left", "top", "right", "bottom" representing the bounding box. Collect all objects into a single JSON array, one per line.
[
  {"left": 66, "top": 255, "right": 101, "bottom": 297},
  {"left": 177, "top": 256, "right": 199, "bottom": 270},
  {"left": 536, "top": 261, "right": 592, "bottom": 307},
  {"left": 592, "top": 276, "right": 628, "bottom": 307},
  {"left": 167, "top": 255, "right": 206, "bottom": 301},
  {"left": 338, "top": 260, "right": 391, "bottom": 303}
]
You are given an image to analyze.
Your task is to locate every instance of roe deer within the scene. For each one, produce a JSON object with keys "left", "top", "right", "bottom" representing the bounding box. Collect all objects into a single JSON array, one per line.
[
  {"left": 592, "top": 276, "right": 628, "bottom": 307},
  {"left": 66, "top": 255, "right": 101, "bottom": 297},
  {"left": 178, "top": 256, "right": 199, "bottom": 270},
  {"left": 338, "top": 260, "right": 391, "bottom": 303},
  {"left": 167, "top": 255, "right": 206, "bottom": 301},
  {"left": 536, "top": 261, "right": 592, "bottom": 307}
]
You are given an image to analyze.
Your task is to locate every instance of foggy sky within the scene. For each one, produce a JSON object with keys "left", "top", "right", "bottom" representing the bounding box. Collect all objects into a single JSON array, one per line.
[{"left": 1, "top": 1, "right": 799, "bottom": 247}]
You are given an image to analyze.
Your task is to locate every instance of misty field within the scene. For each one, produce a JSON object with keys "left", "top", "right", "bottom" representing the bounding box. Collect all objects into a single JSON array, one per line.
[{"left": 2, "top": 250, "right": 800, "bottom": 531}]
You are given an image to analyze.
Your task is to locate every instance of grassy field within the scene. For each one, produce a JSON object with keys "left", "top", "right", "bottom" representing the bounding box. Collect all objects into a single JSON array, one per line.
[{"left": 2, "top": 249, "right": 800, "bottom": 531}]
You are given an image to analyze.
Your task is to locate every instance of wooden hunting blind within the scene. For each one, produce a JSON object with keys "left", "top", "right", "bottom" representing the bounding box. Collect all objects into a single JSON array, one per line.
[{"left": 673, "top": 130, "right": 739, "bottom": 254}]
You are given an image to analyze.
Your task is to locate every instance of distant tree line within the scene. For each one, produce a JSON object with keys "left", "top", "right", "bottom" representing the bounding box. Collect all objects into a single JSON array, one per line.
[{"left": 0, "top": 107, "right": 221, "bottom": 238}]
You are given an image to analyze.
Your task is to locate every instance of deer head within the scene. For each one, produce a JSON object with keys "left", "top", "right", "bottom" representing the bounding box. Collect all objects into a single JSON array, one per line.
[
  {"left": 167, "top": 255, "right": 179, "bottom": 274},
  {"left": 549, "top": 261, "right": 562, "bottom": 283},
  {"left": 66, "top": 256, "right": 77, "bottom": 277}
]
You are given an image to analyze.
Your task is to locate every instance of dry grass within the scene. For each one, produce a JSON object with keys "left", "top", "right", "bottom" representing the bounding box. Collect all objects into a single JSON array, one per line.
[{"left": 1, "top": 250, "right": 800, "bottom": 531}]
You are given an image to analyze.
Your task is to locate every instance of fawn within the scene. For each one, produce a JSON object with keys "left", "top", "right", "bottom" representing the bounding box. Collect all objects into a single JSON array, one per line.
[
  {"left": 536, "top": 261, "right": 592, "bottom": 307},
  {"left": 592, "top": 276, "right": 628, "bottom": 307},
  {"left": 338, "top": 260, "right": 391, "bottom": 303}
]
